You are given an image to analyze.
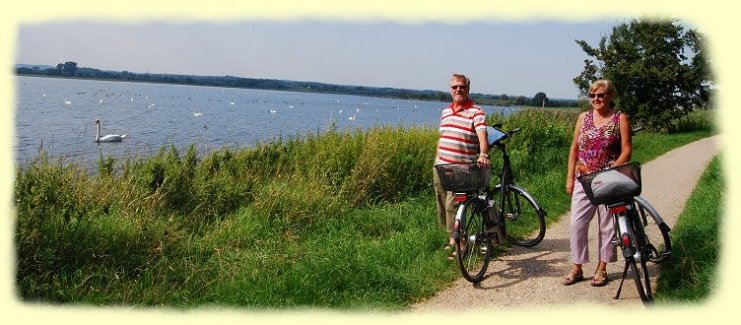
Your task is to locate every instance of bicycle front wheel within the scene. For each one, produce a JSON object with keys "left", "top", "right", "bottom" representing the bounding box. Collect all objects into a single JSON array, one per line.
[
  {"left": 455, "top": 201, "right": 492, "bottom": 283},
  {"left": 634, "top": 196, "right": 672, "bottom": 262},
  {"left": 499, "top": 185, "right": 546, "bottom": 247}
]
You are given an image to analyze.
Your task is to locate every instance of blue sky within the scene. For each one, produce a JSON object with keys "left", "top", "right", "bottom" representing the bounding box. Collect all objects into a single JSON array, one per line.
[{"left": 16, "top": 20, "right": 621, "bottom": 100}]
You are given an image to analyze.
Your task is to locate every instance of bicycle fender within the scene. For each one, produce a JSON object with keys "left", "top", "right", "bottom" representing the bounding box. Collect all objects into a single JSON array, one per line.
[
  {"left": 495, "top": 184, "right": 548, "bottom": 217},
  {"left": 634, "top": 196, "right": 668, "bottom": 228}
]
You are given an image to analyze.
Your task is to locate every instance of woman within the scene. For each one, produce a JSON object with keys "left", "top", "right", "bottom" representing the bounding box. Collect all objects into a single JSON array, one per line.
[{"left": 562, "top": 79, "right": 632, "bottom": 287}]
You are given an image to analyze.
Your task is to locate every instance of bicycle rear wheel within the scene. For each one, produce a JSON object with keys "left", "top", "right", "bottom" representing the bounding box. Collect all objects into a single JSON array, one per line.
[
  {"left": 455, "top": 201, "right": 492, "bottom": 283},
  {"left": 628, "top": 257, "right": 653, "bottom": 303},
  {"left": 499, "top": 185, "right": 546, "bottom": 247},
  {"left": 633, "top": 196, "right": 672, "bottom": 262}
]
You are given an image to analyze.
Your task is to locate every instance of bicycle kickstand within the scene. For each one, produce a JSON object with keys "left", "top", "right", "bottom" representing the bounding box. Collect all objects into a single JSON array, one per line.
[{"left": 614, "top": 260, "right": 630, "bottom": 300}]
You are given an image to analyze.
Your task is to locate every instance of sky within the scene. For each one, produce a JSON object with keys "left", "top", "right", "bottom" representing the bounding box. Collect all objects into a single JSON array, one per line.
[
  {"left": 3, "top": 0, "right": 741, "bottom": 324},
  {"left": 16, "top": 20, "right": 620, "bottom": 100}
]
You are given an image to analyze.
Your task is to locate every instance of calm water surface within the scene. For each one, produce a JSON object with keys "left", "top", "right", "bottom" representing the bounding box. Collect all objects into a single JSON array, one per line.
[{"left": 15, "top": 76, "right": 518, "bottom": 168}]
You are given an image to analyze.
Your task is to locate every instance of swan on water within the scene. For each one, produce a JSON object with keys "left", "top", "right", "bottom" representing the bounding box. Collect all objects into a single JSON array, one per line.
[
  {"left": 193, "top": 111, "right": 203, "bottom": 117},
  {"left": 94, "top": 119, "right": 127, "bottom": 142}
]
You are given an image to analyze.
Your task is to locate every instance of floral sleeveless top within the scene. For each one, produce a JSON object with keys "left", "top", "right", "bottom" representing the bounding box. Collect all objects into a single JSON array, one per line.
[{"left": 577, "top": 110, "right": 622, "bottom": 174}]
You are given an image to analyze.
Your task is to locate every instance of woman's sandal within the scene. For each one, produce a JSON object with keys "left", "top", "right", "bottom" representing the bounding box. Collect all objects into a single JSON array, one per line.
[
  {"left": 591, "top": 270, "right": 609, "bottom": 287},
  {"left": 447, "top": 244, "right": 467, "bottom": 260},
  {"left": 561, "top": 270, "right": 584, "bottom": 286}
]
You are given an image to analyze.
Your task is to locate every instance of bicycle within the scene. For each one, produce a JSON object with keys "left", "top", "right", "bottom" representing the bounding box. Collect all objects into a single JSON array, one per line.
[
  {"left": 435, "top": 125, "right": 547, "bottom": 283},
  {"left": 577, "top": 162, "right": 672, "bottom": 304}
]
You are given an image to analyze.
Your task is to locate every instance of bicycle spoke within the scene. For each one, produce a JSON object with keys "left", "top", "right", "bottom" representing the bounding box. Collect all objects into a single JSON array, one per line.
[{"left": 456, "top": 202, "right": 491, "bottom": 283}]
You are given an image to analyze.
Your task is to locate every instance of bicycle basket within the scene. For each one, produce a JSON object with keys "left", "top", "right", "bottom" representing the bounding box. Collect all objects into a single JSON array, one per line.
[
  {"left": 435, "top": 163, "right": 491, "bottom": 192},
  {"left": 577, "top": 162, "right": 641, "bottom": 205}
]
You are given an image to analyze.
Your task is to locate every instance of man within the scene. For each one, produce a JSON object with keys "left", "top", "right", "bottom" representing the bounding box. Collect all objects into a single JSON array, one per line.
[{"left": 433, "top": 74, "right": 490, "bottom": 255}]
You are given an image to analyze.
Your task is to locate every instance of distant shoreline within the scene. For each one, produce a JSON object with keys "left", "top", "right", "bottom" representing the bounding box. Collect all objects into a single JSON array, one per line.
[{"left": 15, "top": 64, "right": 580, "bottom": 107}]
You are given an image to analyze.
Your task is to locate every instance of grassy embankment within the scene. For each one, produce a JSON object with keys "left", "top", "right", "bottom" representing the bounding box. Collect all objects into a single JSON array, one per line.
[
  {"left": 655, "top": 154, "right": 722, "bottom": 303},
  {"left": 14, "top": 108, "right": 714, "bottom": 309}
]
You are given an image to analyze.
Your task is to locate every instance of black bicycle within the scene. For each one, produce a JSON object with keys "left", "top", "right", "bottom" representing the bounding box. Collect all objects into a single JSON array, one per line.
[
  {"left": 577, "top": 162, "right": 672, "bottom": 304},
  {"left": 435, "top": 125, "right": 547, "bottom": 283}
]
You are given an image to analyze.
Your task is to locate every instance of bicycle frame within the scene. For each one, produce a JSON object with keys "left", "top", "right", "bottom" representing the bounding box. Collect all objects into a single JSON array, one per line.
[
  {"left": 452, "top": 129, "right": 513, "bottom": 242},
  {"left": 452, "top": 189, "right": 490, "bottom": 242},
  {"left": 608, "top": 198, "right": 670, "bottom": 263},
  {"left": 607, "top": 200, "right": 640, "bottom": 259}
]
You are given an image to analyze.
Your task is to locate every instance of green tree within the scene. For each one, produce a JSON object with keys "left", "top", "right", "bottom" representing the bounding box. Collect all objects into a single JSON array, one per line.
[
  {"left": 573, "top": 18, "right": 713, "bottom": 132},
  {"left": 532, "top": 92, "right": 549, "bottom": 107},
  {"left": 56, "top": 61, "right": 78, "bottom": 76}
]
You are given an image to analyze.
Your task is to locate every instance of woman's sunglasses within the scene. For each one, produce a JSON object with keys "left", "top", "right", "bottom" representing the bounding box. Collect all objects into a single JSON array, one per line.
[{"left": 588, "top": 92, "right": 608, "bottom": 99}]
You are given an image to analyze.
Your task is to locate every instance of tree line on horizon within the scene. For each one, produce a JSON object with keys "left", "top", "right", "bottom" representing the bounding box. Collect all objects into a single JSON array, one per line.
[{"left": 15, "top": 62, "right": 578, "bottom": 108}]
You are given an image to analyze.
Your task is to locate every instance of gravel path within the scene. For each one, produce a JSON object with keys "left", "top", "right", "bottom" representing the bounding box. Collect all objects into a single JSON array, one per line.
[{"left": 411, "top": 135, "right": 721, "bottom": 311}]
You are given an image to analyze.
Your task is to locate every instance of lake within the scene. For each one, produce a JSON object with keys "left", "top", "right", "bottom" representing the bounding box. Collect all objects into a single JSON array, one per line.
[{"left": 15, "top": 76, "right": 519, "bottom": 168}]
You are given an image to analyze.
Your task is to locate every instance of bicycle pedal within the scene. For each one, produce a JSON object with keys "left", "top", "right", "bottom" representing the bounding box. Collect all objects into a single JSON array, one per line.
[
  {"left": 485, "top": 227, "right": 505, "bottom": 244},
  {"left": 655, "top": 251, "right": 672, "bottom": 262}
]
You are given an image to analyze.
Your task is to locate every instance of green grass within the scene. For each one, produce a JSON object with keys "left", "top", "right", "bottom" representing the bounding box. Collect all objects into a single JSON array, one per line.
[
  {"left": 13, "top": 108, "right": 716, "bottom": 308},
  {"left": 654, "top": 154, "right": 722, "bottom": 302}
]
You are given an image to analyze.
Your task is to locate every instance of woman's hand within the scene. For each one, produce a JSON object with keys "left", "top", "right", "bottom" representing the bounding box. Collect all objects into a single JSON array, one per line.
[
  {"left": 566, "top": 179, "right": 575, "bottom": 195},
  {"left": 575, "top": 161, "right": 589, "bottom": 176}
]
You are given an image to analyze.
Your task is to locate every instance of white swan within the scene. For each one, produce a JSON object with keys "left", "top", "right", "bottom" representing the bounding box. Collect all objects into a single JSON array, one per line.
[
  {"left": 95, "top": 119, "right": 127, "bottom": 142},
  {"left": 193, "top": 111, "right": 203, "bottom": 117}
]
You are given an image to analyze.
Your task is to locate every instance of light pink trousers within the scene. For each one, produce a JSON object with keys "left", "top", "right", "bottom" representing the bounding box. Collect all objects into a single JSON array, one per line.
[{"left": 569, "top": 180, "right": 617, "bottom": 264}]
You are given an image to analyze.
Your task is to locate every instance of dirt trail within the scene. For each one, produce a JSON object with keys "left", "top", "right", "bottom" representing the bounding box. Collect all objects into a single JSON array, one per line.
[{"left": 411, "top": 135, "right": 721, "bottom": 311}]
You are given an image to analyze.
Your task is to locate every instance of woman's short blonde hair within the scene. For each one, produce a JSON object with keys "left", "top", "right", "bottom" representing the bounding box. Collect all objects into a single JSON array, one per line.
[
  {"left": 590, "top": 79, "right": 617, "bottom": 108},
  {"left": 589, "top": 79, "right": 617, "bottom": 97}
]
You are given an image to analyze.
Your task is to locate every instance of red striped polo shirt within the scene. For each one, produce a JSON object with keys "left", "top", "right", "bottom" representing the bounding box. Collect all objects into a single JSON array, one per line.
[{"left": 435, "top": 100, "right": 487, "bottom": 165}]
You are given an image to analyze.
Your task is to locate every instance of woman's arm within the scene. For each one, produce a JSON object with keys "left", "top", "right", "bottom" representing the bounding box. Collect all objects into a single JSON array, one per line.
[
  {"left": 566, "top": 112, "right": 586, "bottom": 195},
  {"left": 613, "top": 113, "right": 633, "bottom": 166}
]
